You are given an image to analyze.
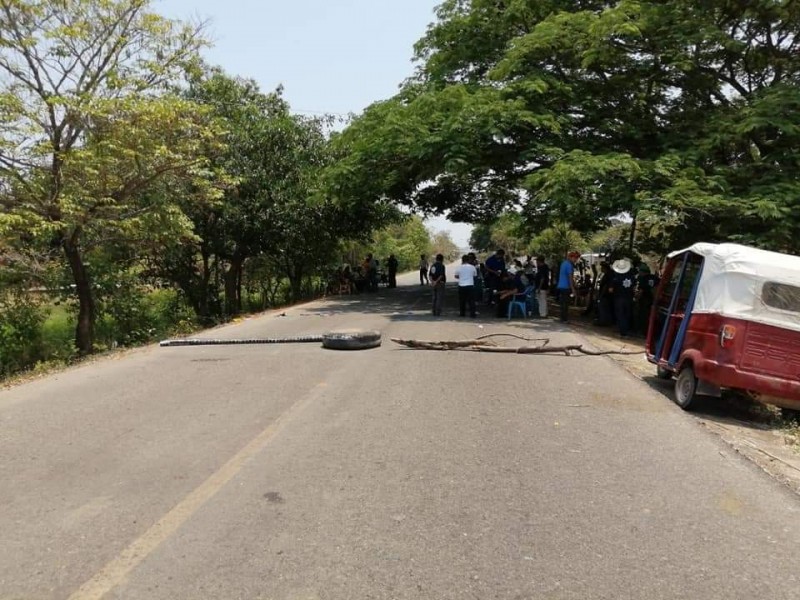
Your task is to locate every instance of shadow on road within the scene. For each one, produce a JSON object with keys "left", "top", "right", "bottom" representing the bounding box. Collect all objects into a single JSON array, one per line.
[
  {"left": 307, "top": 281, "right": 560, "bottom": 330},
  {"left": 557, "top": 298, "right": 782, "bottom": 431}
]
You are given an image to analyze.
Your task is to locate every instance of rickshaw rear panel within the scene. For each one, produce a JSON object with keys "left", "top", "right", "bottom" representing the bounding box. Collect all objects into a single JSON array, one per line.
[{"left": 673, "top": 314, "right": 800, "bottom": 409}]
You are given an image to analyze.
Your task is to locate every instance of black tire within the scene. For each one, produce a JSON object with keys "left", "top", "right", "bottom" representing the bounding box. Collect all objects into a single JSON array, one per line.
[
  {"left": 322, "top": 330, "right": 382, "bottom": 351},
  {"left": 656, "top": 365, "right": 673, "bottom": 380},
  {"left": 674, "top": 365, "right": 698, "bottom": 410}
]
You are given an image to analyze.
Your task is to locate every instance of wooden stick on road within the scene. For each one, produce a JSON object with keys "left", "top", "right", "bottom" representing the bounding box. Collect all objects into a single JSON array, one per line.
[{"left": 390, "top": 337, "right": 644, "bottom": 357}]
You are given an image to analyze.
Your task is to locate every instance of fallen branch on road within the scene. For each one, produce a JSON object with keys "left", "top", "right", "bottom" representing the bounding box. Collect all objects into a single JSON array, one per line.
[{"left": 390, "top": 336, "right": 644, "bottom": 357}]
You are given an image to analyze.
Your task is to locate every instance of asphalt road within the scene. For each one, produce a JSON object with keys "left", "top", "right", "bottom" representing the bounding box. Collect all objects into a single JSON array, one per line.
[{"left": 2, "top": 268, "right": 799, "bottom": 599}]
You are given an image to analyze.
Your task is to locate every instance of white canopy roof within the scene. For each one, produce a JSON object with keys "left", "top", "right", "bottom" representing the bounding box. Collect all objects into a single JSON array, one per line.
[{"left": 668, "top": 243, "right": 800, "bottom": 332}]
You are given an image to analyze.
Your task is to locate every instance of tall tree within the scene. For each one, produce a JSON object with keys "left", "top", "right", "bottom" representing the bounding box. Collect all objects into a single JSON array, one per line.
[
  {"left": 334, "top": 0, "right": 800, "bottom": 253},
  {"left": 0, "top": 0, "right": 216, "bottom": 353}
]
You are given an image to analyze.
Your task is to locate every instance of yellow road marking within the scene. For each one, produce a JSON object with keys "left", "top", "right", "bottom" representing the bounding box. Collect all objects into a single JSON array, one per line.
[{"left": 68, "top": 391, "right": 316, "bottom": 600}]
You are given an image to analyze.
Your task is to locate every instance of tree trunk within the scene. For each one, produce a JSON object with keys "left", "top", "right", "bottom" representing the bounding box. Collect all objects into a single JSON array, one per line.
[
  {"left": 63, "top": 237, "right": 95, "bottom": 355},
  {"left": 286, "top": 261, "right": 304, "bottom": 302},
  {"left": 198, "top": 247, "right": 211, "bottom": 320},
  {"left": 628, "top": 211, "right": 638, "bottom": 254},
  {"left": 224, "top": 253, "right": 244, "bottom": 315},
  {"left": 236, "top": 259, "right": 244, "bottom": 311}
]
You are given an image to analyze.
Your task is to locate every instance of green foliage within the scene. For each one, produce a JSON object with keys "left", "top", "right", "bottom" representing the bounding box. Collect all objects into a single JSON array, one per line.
[
  {"left": 530, "top": 223, "right": 588, "bottom": 264},
  {"left": 335, "top": 0, "right": 800, "bottom": 255},
  {"left": 430, "top": 230, "right": 461, "bottom": 261},
  {"left": 0, "top": 0, "right": 218, "bottom": 354},
  {"left": 0, "top": 292, "right": 46, "bottom": 377},
  {"left": 589, "top": 222, "right": 632, "bottom": 255},
  {"left": 368, "top": 216, "right": 432, "bottom": 272}
]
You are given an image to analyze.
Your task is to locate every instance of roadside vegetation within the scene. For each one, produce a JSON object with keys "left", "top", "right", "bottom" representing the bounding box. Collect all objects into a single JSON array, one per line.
[
  {"left": 0, "top": 0, "right": 460, "bottom": 380},
  {"left": 2, "top": 0, "right": 799, "bottom": 381}
]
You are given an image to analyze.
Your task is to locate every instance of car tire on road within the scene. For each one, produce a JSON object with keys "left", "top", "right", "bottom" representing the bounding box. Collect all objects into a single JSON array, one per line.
[
  {"left": 322, "top": 330, "right": 382, "bottom": 351},
  {"left": 674, "top": 365, "right": 698, "bottom": 410}
]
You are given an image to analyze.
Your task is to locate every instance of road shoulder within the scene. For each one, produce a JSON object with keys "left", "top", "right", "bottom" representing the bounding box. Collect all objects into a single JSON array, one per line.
[{"left": 568, "top": 317, "right": 800, "bottom": 497}]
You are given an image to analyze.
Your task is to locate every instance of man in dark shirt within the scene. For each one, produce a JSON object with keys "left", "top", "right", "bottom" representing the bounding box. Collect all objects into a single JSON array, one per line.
[
  {"left": 534, "top": 256, "right": 550, "bottom": 318},
  {"left": 635, "top": 264, "right": 659, "bottom": 336},
  {"left": 429, "top": 254, "right": 446, "bottom": 316},
  {"left": 387, "top": 254, "right": 399, "bottom": 288},
  {"left": 594, "top": 261, "right": 615, "bottom": 326},
  {"left": 495, "top": 271, "right": 522, "bottom": 317},
  {"left": 484, "top": 249, "right": 506, "bottom": 304}
]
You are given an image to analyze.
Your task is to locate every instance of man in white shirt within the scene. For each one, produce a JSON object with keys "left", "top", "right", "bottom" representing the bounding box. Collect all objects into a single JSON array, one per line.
[{"left": 454, "top": 254, "right": 478, "bottom": 318}]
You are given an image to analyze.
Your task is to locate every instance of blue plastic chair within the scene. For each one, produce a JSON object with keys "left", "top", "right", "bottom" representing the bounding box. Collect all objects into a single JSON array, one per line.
[{"left": 508, "top": 286, "right": 535, "bottom": 319}]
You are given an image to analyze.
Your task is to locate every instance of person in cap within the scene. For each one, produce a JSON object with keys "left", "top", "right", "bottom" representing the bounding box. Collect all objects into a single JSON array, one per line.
[
  {"left": 557, "top": 251, "right": 580, "bottom": 322},
  {"left": 609, "top": 258, "right": 636, "bottom": 337},
  {"left": 635, "top": 263, "right": 659, "bottom": 335}
]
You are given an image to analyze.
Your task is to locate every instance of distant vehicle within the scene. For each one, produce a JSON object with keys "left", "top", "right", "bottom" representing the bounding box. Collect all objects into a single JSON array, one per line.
[{"left": 647, "top": 243, "right": 800, "bottom": 414}]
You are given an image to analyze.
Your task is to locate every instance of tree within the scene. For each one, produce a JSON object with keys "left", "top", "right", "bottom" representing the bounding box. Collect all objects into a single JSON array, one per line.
[
  {"left": 530, "top": 223, "right": 587, "bottom": 264},
  {"left": 334, "top": 0, "right": 800, "bottom": 253},
  {"left": 369, "top": 215, "right": 432, "bottom": 272},
  {"left": 0, "top": 0, "right": 216, "bottom": 354},
  {"left": 430, "top": 230, "right": 460, "bottom": 261}
]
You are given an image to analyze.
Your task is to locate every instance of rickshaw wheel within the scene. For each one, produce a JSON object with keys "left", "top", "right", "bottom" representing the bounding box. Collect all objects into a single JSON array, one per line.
[
  {"left": 674, "top": 366, "right": 698, "bottom": 410},
  {"left": 656, "top": 366, "right": 673, "bottom": 380}
]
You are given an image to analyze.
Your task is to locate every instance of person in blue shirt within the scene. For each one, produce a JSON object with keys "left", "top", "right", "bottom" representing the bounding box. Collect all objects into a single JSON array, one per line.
[{"left": 557, "top": 251, "right": 580, "bottom": 322}]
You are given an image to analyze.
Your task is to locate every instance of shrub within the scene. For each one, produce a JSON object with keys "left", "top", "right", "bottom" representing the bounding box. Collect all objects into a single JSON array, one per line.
[{"left": 0, "top": 292, "right": 46, "bottom": 376}]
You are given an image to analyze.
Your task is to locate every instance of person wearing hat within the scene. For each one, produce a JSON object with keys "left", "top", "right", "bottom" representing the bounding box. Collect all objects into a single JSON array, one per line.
[
  {"left": 557, "top": 251, "right": 580, "bottom": 322},
  {"left": 635, "top": 263, "right": 659, "bottom": 335},
  {"left": 609, "top": 258, "right": 636, "bottom": 337}
]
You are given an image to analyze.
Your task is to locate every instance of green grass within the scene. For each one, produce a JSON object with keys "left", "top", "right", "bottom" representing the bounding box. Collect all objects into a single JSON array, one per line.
[{"left": 40, "top": 303, "right": 77, "bottom": 361}]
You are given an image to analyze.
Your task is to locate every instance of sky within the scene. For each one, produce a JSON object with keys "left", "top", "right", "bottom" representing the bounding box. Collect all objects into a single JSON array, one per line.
[{"left": 156, "top": 0, "right": 474, "bottom": 248}]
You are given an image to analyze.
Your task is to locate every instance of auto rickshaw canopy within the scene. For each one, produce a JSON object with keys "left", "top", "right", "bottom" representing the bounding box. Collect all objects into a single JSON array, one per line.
[{"left": 668, "top": 243, "right": 800, "bottom": 333}]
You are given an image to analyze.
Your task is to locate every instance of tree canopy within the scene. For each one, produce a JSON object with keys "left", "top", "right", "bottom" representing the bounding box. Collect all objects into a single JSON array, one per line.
[{"left": 333, "top": 0, "right": 800, "bottom": 255}]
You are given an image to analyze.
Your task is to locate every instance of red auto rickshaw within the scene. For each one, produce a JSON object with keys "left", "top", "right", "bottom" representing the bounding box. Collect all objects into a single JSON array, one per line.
[{"left": 646, "top": 243, "right": 800, "bottom": 414}]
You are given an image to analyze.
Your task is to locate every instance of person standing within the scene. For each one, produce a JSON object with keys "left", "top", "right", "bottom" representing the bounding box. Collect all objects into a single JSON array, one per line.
[
  {"left": 387, "top": 254, "right": 399, "bottom": 288},
  {"left": 454, "top": 254, "right": 478, "bottom": 318},
  {"left": 635, "top": 263, "right": 659, "bottom": 335},
  {"left": 430, "top": 253, "right": 446, "bottom": 316},
  {"left": 610, "top": 258, "right": 636, "bottom": 337},
  {"left": 484, "top": 249, "right": 506, "bottom": 303},
  {"left": 534, "top": 256, "right": 550, "bottom": 318},
  {"left": 557, "top": 251, "right": 580, "bottom": 322},
  {"left": 468, "top": 252, "right": 483, "bottom": 305},
  {"left": 595, "top": 261, "right": 615, "bottom": 326},
  {"left": 419, "top": 254, "right": 429, "bottom": 285}
]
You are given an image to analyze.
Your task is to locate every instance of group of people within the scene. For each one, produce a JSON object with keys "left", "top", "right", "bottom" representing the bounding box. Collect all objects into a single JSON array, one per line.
[
  {"left": 422, "top": 250, "right": 553, "bottom": 319},
  {"left": 555, "top": 251, "right": 660, "bottom": 337},
  {"left": 331, "top": 253, "right": 400, "bottom": 294},
  {"left": 422, "top": 250, "right": 660, "bottom": 337},
  {"left": 335, "top": 249, "right": 659, "bottom": 337},
  {"left": 593, "top": 258, "right": 660, "bottom": 337}
]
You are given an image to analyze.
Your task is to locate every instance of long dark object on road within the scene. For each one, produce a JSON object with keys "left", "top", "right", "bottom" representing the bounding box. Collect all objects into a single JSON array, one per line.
[
  {"left": 160, "top": 335, "right": 324, "bottom": 347},
  {"left": 161, "top": 330, "right": 382, "bottom": 351},
  {"left": 391, "top": 337, "right": 643, "bottom": 356}
]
